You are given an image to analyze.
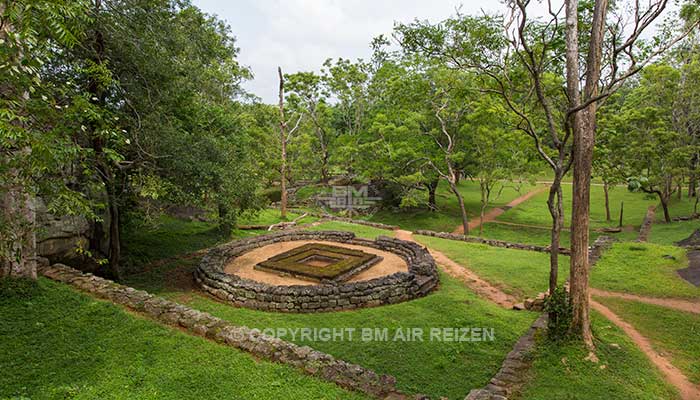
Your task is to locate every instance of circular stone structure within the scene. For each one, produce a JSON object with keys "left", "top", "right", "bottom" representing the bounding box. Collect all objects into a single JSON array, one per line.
[{"left": 195, "top": 230, "right": 439, "bottom": 312}]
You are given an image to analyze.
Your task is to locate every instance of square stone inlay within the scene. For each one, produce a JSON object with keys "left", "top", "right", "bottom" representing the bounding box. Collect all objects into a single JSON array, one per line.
[{"left": 255, "top": 243, "right": 383, "bottom": 283}]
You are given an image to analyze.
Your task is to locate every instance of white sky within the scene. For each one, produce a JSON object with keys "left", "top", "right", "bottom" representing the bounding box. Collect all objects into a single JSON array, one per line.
[{"left": 192, "top": 0, "right": 530, "bottom": 103}]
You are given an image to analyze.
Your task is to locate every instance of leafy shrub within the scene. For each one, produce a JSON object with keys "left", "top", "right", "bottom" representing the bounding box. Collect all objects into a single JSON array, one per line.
[
  {"left": 544, "top": 285, "right": 573, "bottom": 340},
  {"left": 262, "top": 187, "right": 282, "bottom": 203}
]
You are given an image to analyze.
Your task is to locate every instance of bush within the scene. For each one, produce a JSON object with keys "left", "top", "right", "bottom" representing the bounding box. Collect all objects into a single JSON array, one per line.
[
  {"left": 544, "top": 285, "right": 573, "bottom": 340},
  {"left": 0, "top": 277, "right": 40, "bottom": 301},
  {"left": 262, "top": 187, "right": 282, "bottom": 203}
]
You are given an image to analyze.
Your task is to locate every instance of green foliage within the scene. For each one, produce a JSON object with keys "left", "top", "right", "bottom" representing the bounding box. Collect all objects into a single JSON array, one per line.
[{"left": 544, "top": 285, "right": 573, "bottom": 340}]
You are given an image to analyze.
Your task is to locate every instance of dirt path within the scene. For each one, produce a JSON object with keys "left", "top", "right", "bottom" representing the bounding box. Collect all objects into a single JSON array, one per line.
[
  {"left": 591, "top": 299, "right": 700, "bottom": 400},
  {"left": 591, "top": 288, "right": 700, "bottom": 315},
  {"left": 452, "top": 186, "right": 547, "bottom": 235},
  {"left": 394, "top": 229, "right": 517, "bottom": 308}
]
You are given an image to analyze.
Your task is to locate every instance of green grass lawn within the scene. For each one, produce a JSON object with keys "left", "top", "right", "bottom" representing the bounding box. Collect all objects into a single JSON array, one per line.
[
  {"left": 590, "top": 242, "right": 700, "bottom": 299},
  {"left": 414, "top": 235, "right": 570, "bottom": 299},
  {"left": 497, "top": 184, "right": 657, "bottom": 230},
  {"left": 517, "top": 312, "right": 680, "bottom": 400},
  {"left": 595, "top": 297, "right": 700, "bottom": 384},
  {"left": 121, "top": 220, "right": 536, "bottom": 399},
  {"left": 0, "top": 278, "right": 366, "bottom": 400},
  {"left": 360, "top": 180, "right": 540, "bottom": 233},
  {"left": 153, "top": 272, "right": 537, "bottom": 400},
  {"left": 649, "top": 220, "right": 700, "bottom": 246}
]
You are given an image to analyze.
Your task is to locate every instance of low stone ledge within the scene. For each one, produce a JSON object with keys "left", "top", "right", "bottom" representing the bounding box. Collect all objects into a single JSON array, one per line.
[
  {"left": 39, "top": 263, "right": 399, "bottom": 399},
  {"left": 414, "top": 230, "right": 571, "bottom": 256},
  {"left": 465, "top": 315, "right": 548, "bottom": 400},
  {"left": 195, "top": 230, "right": 439, "bottom": 313}
]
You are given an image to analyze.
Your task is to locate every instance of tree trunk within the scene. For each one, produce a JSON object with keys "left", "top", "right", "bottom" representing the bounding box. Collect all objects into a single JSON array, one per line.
[
  {"left": 106, "top": 185, "right": 121, "bottom": 280},
  {"left": 546, "top": 177, "right": 564, "bottom": 296},
  {"left": 0, "top": 179, "right": 37, "bottom": 280},
  {"left": 0, "top": 10, "right": 37, "bottom": 280},
  {"left": 278, "top": 67, "right": 288, "bottom": 220},
  {"left": 660, "top": 194, "right": 671, "bottom": 223},
  {"left": 569, "top": 109, "right": 596, "bottom": 348},
  {"left": 427, "top": 179, "right": 438, "bottom": 211},
  {"left": 603, "top": 182, "right": 611, "bottom": 222},
  {"left": 566, "top": 0, "right": 607, "bottom": 349},
  {"left": 449, "top": 181, "right": 469, "bottom": 236},
  {"left": 218, "top": 202, "right": 231, "bottom": 233}
]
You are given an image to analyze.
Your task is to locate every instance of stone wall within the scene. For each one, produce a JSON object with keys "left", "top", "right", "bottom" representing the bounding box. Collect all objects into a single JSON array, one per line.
[
  {"left": 465, "top": 315, "right": 548, "bottom": 400},
  {"left": 38, "top": 263, "right": 398, "bottom": 398},
  {"left": 35, "top": 197, "right": 91, "bottom": 264},
  {"left": 195, "top": 230, "right": 439, "bottom": 313},
  {"left": 415, "top": 229, "right": 571, "bottom": 256}
]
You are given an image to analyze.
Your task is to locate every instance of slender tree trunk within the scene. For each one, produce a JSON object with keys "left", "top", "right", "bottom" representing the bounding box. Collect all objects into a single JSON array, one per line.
[
  {"left": 449, "top": 180, "right": 469, "bottom": 236},
  {"left": 106, "top": 183, "right": 121, "bottom": 279},
  {"left": 603, "top": 182, "right": 611, "bottom": 222},
  {"left": 546, "top": 176, "right": 564, "bottom": 296},
  {"left": 278, "top": 67, "right": 288, "bottom": 220},
  {"left": 427, "top": 179, "right": 438, "bottom": 211},
  {"left": 660, "top": 194, "right": 672, "bottom": 223}
]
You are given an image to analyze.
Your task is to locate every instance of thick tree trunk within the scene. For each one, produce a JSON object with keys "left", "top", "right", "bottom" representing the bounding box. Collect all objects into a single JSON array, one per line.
[
  {"left": 603, "top": 182, "right": 611, "bottom": 222},
  {"left": 0, "top": 4, "right": 37, "bottom": 280},
  {"left": 0, "top": 180, "right": 37, "bottom": 280},
  {"left": 566, "top": 0, "right": 607, "bottom": 348},
  {"left": 570, "top": 109, "right": 596, "bottom": 348}
]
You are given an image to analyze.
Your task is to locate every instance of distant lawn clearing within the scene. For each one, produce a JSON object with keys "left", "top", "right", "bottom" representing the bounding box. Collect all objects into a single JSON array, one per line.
[
  {"left": 590, "top": 242, "right": 700, "bottom": 299},
  {"left": 359, "top": 180, "right": 539, "bottom": 232},
  {"left": 595, "top": 296, "right": 700, "bottom": 384},
  {"left": 649, "top": 220, "right": 700, "bottom": 246},
  {"left": 0, "top": 278, "right": 366, "bottom": 400},
  {"left": 517, "top": 312, "right": 680, "bottom": 400},
  {"left": 497, "top": 184, "right": 657, "bottom": 230},
  {"left": 414, "top": 234, "right": 569, "bottom": 299}
]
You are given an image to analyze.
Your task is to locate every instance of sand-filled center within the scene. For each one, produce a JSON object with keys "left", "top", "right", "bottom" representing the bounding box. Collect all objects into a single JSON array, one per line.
[{"left": 225, "top": 240, "right": 408, "bottom": 286}]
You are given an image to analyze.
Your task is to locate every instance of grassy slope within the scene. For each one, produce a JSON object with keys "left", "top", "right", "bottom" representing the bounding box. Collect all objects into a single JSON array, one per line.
[
  {"left": 179, "top": 272, "right": 536, "bottom": 400},
  {"left": 649, "top": 220, "right": 699, "bottom": 246},
  {"left": 517, "top": 313, "right": 680, "bottom": 400},
  {"left": 366, "top": 180, "right": 539, "bottom": 233},
  {"left": 590, "top": 242, "right": 700, "bottom": 299},
  {"left": 497, "top": 184, "right": 657, "bottom": 230},
  {"left": 0, "top": 278, "right": 366, "bottom": 400},
  {"left": 595, "top": 297, "right": 700, "bottom": 384},
  {"left": 123, "top": 220, "right": 535, "bottom": 399},
  {"left": 414, "top": 235, "right": 570, "bottom": 299}
]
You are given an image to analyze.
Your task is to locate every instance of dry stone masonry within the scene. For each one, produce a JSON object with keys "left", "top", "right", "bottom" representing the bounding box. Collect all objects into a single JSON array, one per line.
[
  {"left": 195, "top": 230, "right": 439, "bottom": 313},
  {"left": 415, "top": 230, "right": 571, "bottom": 255},
  {"left": 38, "top": 263, "right": 400, "bottom": 399}
]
